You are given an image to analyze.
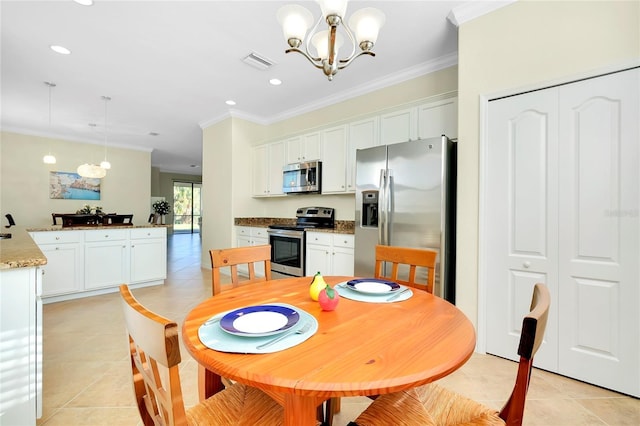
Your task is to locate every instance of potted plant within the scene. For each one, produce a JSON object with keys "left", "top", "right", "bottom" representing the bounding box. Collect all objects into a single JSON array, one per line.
[{"left": 152, "top": 200, "right": 171, "bottom": 224}]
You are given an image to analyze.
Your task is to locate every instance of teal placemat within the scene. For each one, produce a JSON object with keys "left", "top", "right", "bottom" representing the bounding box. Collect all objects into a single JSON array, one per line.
[
  {"left": 198, "top": 303, "right": 318, "bottom": 354},
  {"left": 334, "top": 281, "right": 413, "bottom": 303}
]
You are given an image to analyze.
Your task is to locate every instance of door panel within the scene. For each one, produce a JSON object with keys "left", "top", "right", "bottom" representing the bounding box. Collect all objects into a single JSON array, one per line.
[
  {"left": 558, "top": 69, "right": 639, "bottom": 396},
  {"left": 485, "top": 88, "right": 559, "bottom": 371}
]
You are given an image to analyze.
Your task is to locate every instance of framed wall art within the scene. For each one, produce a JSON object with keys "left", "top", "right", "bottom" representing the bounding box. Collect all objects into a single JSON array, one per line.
[{"left": 49, "top": 171, "right": 101, "bottom": 200}]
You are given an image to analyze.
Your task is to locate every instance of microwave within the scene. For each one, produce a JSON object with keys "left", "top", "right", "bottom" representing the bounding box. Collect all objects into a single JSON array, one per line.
[{"left": 283, "top": 161, "right": 322, "bottom": 194}]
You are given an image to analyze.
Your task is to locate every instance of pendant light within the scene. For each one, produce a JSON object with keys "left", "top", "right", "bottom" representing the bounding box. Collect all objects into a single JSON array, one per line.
[
  {"left": 42, "top": 81, "right": 57, "bottom": 164},
  {"left": 99, "top": 95, "right": 111, "bottom": 170}
]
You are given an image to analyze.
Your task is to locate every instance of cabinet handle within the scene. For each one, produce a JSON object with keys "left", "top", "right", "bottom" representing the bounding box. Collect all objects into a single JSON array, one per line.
[
  {"left": 523, "top": 261, "right": 531, "bottom": 268},
  {"left": 131, "top": 245, "right": 135, "bottom": 248},
  {"left": 105, "top": 234, "right": 109, "bottom": 238},
  {"left": 55, "top": 236, "right": 60, "bottom": 240},
  {"left": 55, "top": 247, "right": 59, "bottom": 250},
  {"left": 122, "top": 245, "right": 126, "bottom": 248}
]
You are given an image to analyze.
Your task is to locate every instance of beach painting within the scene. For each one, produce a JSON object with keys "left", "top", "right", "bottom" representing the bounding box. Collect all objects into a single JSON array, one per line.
[{"left": 49, "top": 171, "right": 101, "bottom": 200}]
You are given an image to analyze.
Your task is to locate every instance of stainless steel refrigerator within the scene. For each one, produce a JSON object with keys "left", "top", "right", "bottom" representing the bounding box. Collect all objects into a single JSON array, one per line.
[{"left": 354, "top": 135, "right": 457, "bottom": 303}]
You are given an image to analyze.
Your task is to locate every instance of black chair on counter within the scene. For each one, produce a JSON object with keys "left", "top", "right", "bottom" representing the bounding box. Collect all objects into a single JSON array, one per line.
[{"left": 5, "top": 214, "right": 15, "bottom": 228}]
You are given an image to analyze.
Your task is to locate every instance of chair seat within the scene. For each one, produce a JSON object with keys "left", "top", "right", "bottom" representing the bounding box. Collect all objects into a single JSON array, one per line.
[
  {"left": 186, "top": 382, "right": 283, "bottom": 425},
  {"left": 353, "top": 383, "right": 504, "bottom": 426}
]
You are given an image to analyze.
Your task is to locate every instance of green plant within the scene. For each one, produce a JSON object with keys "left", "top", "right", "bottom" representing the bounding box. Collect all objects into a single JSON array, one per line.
[
  {"left": 153, "top": 200, "right": 171, "bottom": 215},
  {"left": 76, "top": 204, "right": 102, "bottom": 214}
]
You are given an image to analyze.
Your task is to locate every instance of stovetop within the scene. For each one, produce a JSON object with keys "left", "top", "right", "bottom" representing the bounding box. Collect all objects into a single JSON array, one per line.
[{"left": 268, "top": 207, "right": 335, "bottom": 231}]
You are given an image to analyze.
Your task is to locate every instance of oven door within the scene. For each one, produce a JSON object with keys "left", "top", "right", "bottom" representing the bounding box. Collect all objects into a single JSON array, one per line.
[{"left": 268, "top": 229, "right": 305, "bottom": 277}]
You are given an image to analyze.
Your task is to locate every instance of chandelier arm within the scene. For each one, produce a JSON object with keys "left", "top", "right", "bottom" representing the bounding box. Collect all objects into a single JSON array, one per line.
[
  {"left": 337, "top": 50, "right": 375, "bottom": 69},
  {"left": 305, "top": 13, "right": 325, "bottom": 61},
  {"left": 285, "top": 48, "right": 325, "bottom": 70}
]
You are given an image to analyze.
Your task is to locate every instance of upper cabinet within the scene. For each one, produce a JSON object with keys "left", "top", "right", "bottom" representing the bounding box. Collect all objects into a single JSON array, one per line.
[
  {"left": 286, "top": 132, "right": 321, "bottom": 163},
  {"left": 320, "top": 125, "right": 348, "bottom": 194},
  {"left": 252, "top": 96, "right": 457, "bottom": 197},
  {"left": 347, "top": 116, "right": 379, "bottom": 192},
  {"left": 252, "top": 141, "right": 286, "bottom": 197},
  {"left": 380, "top": 107, "right": 418, "bottom": 145},
  {"left": 417, "top": 98, "right": 458, "bottom": 139}
]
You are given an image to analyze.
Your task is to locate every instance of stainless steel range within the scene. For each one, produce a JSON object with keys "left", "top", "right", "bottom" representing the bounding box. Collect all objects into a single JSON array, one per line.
[{"left": 267, "top": 207, "right": 335, "bottom": 277}]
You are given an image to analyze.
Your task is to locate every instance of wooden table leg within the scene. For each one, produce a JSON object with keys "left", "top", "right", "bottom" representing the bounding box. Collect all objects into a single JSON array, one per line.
[
  {"left": 284, "top": 394, "right": 320, "bottom": 426},
  {"left": 198, "top": 364, "right": 223, "bottom": 401}
]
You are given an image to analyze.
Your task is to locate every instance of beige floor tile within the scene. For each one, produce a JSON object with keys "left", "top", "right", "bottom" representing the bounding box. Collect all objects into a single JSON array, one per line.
[
  {"left": 38, "top": 407, "right": 141, "bottom": 426},
  {"left": 576, "top": 397, "right": 640, "bottom": 426}
]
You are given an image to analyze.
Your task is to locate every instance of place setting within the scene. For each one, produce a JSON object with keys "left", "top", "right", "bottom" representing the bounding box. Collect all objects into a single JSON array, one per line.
[
  {"left": 197, "top": 303, "right": 318, "bottom": 354},
  {"left": 335, "top": 278, "right": 413, "bottom": 303}
]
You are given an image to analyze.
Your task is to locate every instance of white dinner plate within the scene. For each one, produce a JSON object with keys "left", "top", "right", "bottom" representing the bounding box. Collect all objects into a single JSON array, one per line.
[
  {"left": 219, "top": 305, "right": 300, "bottom": 337},
  {"left": 346, "top": 278, "right": 401, "bottom": 294}
]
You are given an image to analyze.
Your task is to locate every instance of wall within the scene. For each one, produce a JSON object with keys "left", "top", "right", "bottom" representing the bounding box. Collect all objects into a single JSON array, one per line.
[
  {"left": 0, "top": 131, "right": 151, "bottom": 227},
  {"left": 456, "top": 0, "right": 640, "bottom": 329}
]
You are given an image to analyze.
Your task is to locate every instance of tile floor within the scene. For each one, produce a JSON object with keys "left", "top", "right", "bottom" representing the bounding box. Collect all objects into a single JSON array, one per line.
[{"left": 37, "top": 233, "right": 639, "bottom": 425}]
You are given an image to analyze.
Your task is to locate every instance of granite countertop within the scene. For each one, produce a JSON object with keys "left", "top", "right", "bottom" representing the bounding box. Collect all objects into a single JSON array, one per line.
[
  {"left": 0, "top": 227, "right": 47, "bottom": 270},
  {"left": 234, "top": 217, "right": 355, "bottom": 234}
]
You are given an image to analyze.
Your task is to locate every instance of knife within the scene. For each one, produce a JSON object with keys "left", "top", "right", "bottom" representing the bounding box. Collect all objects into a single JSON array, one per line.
[{"left": 386, "top": 287, "right": 411, "bottom": 301}]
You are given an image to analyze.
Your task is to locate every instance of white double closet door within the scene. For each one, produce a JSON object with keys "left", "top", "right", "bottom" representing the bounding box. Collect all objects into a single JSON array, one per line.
[{"left": 484, "top": 67, "right": 639, "bottom": 397}]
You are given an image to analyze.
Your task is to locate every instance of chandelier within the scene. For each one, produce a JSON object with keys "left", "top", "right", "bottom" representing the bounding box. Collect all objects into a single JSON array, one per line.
[
  {"left": 77, "top": 95, "right": 111, "bottom": 179},
  {"left": 277, "top": 0, "right": 385, "bottom": 81}
]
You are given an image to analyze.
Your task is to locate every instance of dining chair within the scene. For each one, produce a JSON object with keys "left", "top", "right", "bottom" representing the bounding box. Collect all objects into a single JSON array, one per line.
[
  {"left": 118, "top": 284, "right": 283, "bottom": 425},
  {"left": 349, "top": 283, "right": 551, "bottom": 426},
  {"left": 209, "top": 244, "right": 272, "bottom": 295},
  {"left": 374, "top": 245, "right": 438, "bottom": 293}
]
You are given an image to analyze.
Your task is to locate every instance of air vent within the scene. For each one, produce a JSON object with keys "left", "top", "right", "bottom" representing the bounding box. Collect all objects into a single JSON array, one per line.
[{"left": 242, "top": 52, "right": 275, "bottom": 70}]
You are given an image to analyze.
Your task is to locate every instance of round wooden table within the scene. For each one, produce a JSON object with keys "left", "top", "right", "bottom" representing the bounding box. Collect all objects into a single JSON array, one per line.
[{"left": 182, "top": 276, "right": 476, "bottom": 426}]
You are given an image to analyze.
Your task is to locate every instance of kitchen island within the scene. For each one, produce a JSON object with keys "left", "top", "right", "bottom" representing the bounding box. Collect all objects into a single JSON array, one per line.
[
  {"left": 0, "top": 227, "right": 47, "bottom": 424},
  {"left": 29, "top": 224, "right": 168, "bottom": 303}
]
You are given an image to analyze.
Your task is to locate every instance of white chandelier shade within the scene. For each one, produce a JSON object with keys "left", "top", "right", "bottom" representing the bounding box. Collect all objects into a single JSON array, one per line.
[
  {"left": 277, "top": 0, "right": 385, "bottom": 81},
  {"left": 77, "top": 163, "right": 107, "bottom": 179}
]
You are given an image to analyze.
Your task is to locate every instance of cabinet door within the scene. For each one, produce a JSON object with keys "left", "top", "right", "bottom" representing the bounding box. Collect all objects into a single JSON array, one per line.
[
  {"left": 321, "top": 125, "right": 348, "bottom": 193},
  {"left": 268, "top": 141, "right": 286, "bottom": 196},
  {"left": 347, "top": 117, "right": 379, "bottom": 192},
  {"left": 39, "top": 244, "right": 83, "bottom": 296},
  {"left": 235, "top": 233, "right": 252, "bottom": 275},
  {"left": 85, "top": 241, "right": 129, "bottom": 290},
  {"left": 418, "top": 98, "right": 458, "bottom": 139},
  {"left": 130, "top": 239, "right": 167, "bottom": 283},
  {"left": 306, "top": 244, "right": 330, "bottom": 277},
  {"left": 302, "top": 132, "right": 321, "bottom": 161},
  {"left": 286, "top": 136, "right": 303, "bottom": 163},
  {"left": 380, "top": 107, "right": 417, "bottom": 145},
  {"left": 252, "top": 145, "right": 269, "bottom": 196},
  {"left": 332, "top": 246, "right": 354, "bottom": 276}
]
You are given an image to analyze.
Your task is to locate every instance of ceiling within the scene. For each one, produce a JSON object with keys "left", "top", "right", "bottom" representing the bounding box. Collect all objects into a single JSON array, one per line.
[{"left": 1, "top": 0, "right": 469, "bottom": 175}]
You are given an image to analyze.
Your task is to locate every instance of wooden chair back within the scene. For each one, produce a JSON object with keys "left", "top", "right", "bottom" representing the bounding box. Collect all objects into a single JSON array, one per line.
[
  {"left": 374, "top": 245, "right": 437, "bottom": 293},
  {"left": 119, "top": 284, "right": 187, "bottom": 426},
  {"left": 209, "top": 245, "right": 272, "bottom": 295},
  {"left": 499, "top": 283, "right": 551, "bottom": 425}
]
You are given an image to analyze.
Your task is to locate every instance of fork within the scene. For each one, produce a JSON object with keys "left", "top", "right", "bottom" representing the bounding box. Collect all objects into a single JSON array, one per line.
[
  {"left": 256, "top": 321, "right": 312, "bottom": 349},
  {"left": 386, "top": 287, "right": 411, "bottom": 301}
]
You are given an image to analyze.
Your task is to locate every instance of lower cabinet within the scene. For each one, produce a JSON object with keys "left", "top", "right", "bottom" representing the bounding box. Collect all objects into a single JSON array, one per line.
[
  {"left": 306, "top": 232, "right": 354, "bottom": 277},
  {"left": 30, "top": 227, "right": 167, "bottom": 302},
  {"left": 235, "top": 226, "right": 268, "bottom": 276}
]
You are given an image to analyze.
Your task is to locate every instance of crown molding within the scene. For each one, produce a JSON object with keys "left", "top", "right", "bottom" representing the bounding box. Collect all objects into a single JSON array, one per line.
[{"left": 447, "top": 0, "right": 517, "bottom": 27}]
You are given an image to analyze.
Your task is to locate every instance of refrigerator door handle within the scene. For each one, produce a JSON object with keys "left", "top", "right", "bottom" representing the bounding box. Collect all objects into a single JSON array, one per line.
[
  {"left": 378, "top": 169, "right": 386, "bottom": 246},
  {"left": 386, "top": 170, "right": 393, "bottom": 246}
]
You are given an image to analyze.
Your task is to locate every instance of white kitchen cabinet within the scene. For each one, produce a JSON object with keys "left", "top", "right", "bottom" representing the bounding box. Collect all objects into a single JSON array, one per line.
[
  {"left": 234, "top": 226, "right": 269, "bottom": 276},
  {"left": 380, "top": 107, "right": 418, "bottom": 145},
  {"left": 347, "top": 116, "right": 379, "bottom": 192},
  {"left": 417, "top": 98, "right": 458, "bottom": 139},
  {"left": 84, "top": 229, "right": 129, "bottom": 290},
  {"left": 31, "top": 231, "right": 83, "bottom": 297},
  {"left": 30, "top": 227, "right": 166, "bottom": 302},
  {"left": 320, "top": 125, "right": 348, "bottom": 193},
  {"left": 252, "top": 141, "right": 286, "bottom": 197},
  {"left": 130, "top": 227, "right": 167, "bottom": 283},
  {"left": 0, "top": 266, "right": 42, "bottom": 425},
  {"left": 306, "top": 232, "right": 354, "bottom": 276},
  {"left": 286, "top": 133, "right": 321, "bottom": 163}
]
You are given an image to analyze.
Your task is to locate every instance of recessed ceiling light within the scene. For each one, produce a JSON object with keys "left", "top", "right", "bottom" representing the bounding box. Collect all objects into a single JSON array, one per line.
[
  {"left": 149, "top": 132, "right": 159, "bottom": 136},
  {"left": 225, "top": 100, "right": 236, "bottom": 106},
  {"left": 50, "top": 45, "right": 71, "bottom": 55},
  {"left": 189, "top": 165, "right": 200, "bottom": 168},
  {"left": 73, "top": 0, "right": 94, "bottom": 6},
  {"left": 269, "top": 78, "right": 282, "bottom": 86}
]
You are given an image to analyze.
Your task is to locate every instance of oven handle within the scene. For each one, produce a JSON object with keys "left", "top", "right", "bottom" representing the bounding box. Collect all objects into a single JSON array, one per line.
[{"left": 267, "top": 229, "right": 305, "bottom": 239}]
